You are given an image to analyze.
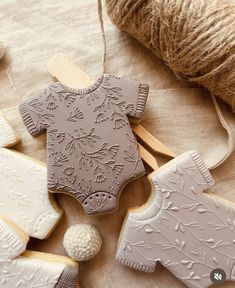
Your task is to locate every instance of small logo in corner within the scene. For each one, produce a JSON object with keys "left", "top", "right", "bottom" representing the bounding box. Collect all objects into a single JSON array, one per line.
[{"left": 210, "top": 268, "right": 226, "bottom": 285}]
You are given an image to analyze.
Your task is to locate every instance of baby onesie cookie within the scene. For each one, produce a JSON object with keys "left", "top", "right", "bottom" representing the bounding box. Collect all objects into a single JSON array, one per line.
[
  {"left": 0, "top": 217, "right": 28, "bottom": 261},
  {"left": 116, "top": 151, "right": 235, "bottom": 288},
  {"left": 0, "top": 251, "right": 79, "bottom": 288},
  {"left": 19, "top": 75, "right": 149, "bottom": 214},
  {"left": 0, "top": 113, "right": 62, "bottom": 239}
]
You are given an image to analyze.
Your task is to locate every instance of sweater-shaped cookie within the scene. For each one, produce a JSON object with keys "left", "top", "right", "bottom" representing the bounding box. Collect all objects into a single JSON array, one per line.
[
  {"left": 0, "top": 113, "right": 62, "bottom": 240},
  {"left": 0, "top": 217, "right": 79, "bottom": 288},
  {"left": 0, "top": 250, "right": 79, "bottom": 288},
  {"left": 19, "top": 75, "right": 149, "bottom": 214},
  {"left": 116, "top": 151, "right": 235, "bottom": 288},
  {"left": 0, "top": 217, "right": 28, "bottom": 261}
]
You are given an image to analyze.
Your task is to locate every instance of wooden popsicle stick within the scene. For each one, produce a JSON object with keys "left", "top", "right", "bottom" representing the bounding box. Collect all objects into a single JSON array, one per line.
[
  {"left": 132, "top": 124, "right": 176, "bottom": 158},
  {"left": 48, "top": 53, "right": 93, "bottom": 89},
  {"left": 47, "top": 53, "right": 175, "bottom": 168},
  {"left": 137, "top": 143, "right": 159, "bottom": 170}
]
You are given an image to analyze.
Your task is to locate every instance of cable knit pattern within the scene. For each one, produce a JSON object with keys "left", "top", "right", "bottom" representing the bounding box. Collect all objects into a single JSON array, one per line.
[{"left": 0, "top": 218, "right": 28, "bottom": 261}]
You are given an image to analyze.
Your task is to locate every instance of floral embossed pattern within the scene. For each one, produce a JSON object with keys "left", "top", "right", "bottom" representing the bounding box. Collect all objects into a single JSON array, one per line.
[
  {"left": 0, "top": 256, "right": 66, "bottom": 288},
  {"left": 19, "top": 75, "right": 149, "bottom": 214},
  {"left": 0, "top": 148, "right": 62, "bottom": 240},
  {"left": 116, "top": 152, "right": 235, "bottom": 288}
]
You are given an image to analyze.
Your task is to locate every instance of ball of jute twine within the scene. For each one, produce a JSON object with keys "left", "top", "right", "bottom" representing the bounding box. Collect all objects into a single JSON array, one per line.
[{"left": 106, "top": 0, "right": 235, "bottom": 111}]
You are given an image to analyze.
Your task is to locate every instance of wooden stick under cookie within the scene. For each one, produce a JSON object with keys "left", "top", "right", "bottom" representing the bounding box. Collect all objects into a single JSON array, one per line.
[{"left": 47, "top": 53, "right": 175, "bottom": 169}]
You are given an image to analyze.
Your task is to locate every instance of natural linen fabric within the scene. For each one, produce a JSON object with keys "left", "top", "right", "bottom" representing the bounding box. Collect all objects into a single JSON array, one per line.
[{"left": 0, "top": 1, "right": 235, "bottom": 288}]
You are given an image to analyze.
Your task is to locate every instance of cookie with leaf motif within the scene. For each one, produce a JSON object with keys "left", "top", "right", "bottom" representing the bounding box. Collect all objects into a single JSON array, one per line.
[
  {"left": 116, "top": 151, "right": 235, "bottom": 288},
  {"left": 0, "top": 250, "right": 79, "bottom": 288},
  {"left": 0, "top": 112, "right": 62, "bottom": 241},
  {"left": 19, "top": 75, "right": 149, "bottom": 214},
  {"left": 0, "top": 113, "right": 79, "bottom": 287}
]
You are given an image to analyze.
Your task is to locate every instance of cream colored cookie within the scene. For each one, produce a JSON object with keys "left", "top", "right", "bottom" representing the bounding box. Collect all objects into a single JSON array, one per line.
[
  {"left": 0, "top": 148, "right": 62, "bottom": 239},
  {"left": 0, "top": 250, "right": 79, "bottom": 288},
  {"left": 0, "top": 112, "right": 62, "bottom": 239},
  {"left": 0, "top": 216, "right": 28, "bottom": 261},
  {"left": 0, "top": 113, "right": 20, "bottom": 148}
]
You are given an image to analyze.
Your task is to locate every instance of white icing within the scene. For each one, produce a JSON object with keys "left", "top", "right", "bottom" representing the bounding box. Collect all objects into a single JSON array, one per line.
[
  {"left": 0, "top": 114, "right": 19, "bottom": 148},
  {"left": 0, "top": 219, "right": 27, "bottom": 262},
  {"left": 0, "top": 148, "right": 62, "bottom": 239},
  {"left": 63, "top": 224, "right": 102, "bottom": 261},
  {"left": 0, "top": 256, "right": 65, "bottom": 287}
]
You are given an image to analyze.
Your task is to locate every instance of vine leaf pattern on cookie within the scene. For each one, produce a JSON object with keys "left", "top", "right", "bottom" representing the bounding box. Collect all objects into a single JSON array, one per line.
[
  {"left": 19, "top": 75, "right": 149, "bottom": 214},
  {"left": 27, "top": 98, "right": 55, "bottom": 129},
  {"left": 0, "top": 148, "right": 62, "bottom": 240},
  {"left": 116, "top": 152, "right": 235, "bottom": 288},
  {"left": 0, "top": 258, "right": 64, "bottom": 288},
  {"left": 66, "top": 108, "right": 84, "bottom": 122},
  {"left": 93, "top": 77, "right": 134, "bottom": 129},
  {"left": 123, "top": 133, "right": 141, "bottom": 170}
]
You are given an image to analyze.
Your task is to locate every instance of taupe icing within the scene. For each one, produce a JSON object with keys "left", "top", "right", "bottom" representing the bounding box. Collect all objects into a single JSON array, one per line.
[
  {"left": 19, "top": 75, "right": 149, "bottom": 214},
  {"left": 116, "top": 151, "right": 235, "bottom": 288}
]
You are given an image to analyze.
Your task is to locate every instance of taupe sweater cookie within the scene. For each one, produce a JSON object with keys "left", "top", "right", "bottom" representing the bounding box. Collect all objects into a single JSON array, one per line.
[
  {"left": 19, "top": 75, "right": 149, "bottom": 214},
  {"left": 116, "top": 151, "right": 235, "bottom": 288}
]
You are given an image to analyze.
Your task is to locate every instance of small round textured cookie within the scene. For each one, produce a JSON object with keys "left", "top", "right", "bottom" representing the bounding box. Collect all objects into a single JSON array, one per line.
[
  {"left": 63, "top": 224, "right": 102, "bottom": 261},
  {"left": 0, "top": 42, "right": 5, "bottom": 60}
]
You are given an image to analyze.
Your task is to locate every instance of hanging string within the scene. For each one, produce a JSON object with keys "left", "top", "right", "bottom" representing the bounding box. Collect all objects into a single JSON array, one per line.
[{"left": 98, "top": 0, "right": 107, "bottom": 74}]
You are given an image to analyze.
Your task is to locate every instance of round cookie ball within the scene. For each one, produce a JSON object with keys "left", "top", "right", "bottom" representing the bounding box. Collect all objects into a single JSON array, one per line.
[
  {"left": 63, "top": 224, "right": 102, "bottom": 261},
  {"left": 0, "top": 42, "right": 5, "bottom": 60}
]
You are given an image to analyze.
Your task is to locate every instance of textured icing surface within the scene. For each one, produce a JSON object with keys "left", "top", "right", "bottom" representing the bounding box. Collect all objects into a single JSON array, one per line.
[
  {"left": 0, "top": 148, "right": 62, "bottom": 239},
  {"left": 0, "top": 218, "right": 27, "bottom": 262},
  {"left": 19, "top": 75, "right": 149, "bottom": 214},
  {"left": 0, "top": 256, "right": 66, "bottom": 288},
  {"left": 0, "top": 114, "right": 19, "bottom": 147},
  {"left": 116, "top": 151, "right": 235, "bottom": 288}
]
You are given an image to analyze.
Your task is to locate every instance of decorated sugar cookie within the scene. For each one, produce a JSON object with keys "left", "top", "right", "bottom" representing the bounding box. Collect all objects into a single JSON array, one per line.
[
  {"left": 0, "top": 113, "right": 79, "bottom": 287},
  {"left": 19, "top": 75, "right": 149, "bottom": 214},
  {"left": 116, "top": 151, "right": 235, "bottom": 288},
  {"left": 0, "top": 217, "right": 28, "bottom": 261},
  {"left": 0, "top": 113, "right": 62, "bottom": 240},
  {"left": 0, "top": 251, "right": 79, "bottom": 288}
]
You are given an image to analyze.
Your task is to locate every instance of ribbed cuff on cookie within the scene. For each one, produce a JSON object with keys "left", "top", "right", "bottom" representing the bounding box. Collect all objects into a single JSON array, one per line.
[
  {"left": 135, "top": 82, "right": 149, "bottom": 118},
  {"left": 0, "top": 116, "right": 18, "bottom": 147},
  {"left": 0, "top": 219, "right": 27, "bottom": 259},
  {"left": 19, "top": 104, "right": 38, "bottom": 136}
]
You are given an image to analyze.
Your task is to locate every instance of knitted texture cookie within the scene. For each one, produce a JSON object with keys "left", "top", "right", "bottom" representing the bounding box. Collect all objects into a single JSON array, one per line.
[
  {"left": 0, "top": 251, "right": 79, "bottom": 288},
  {"left": 0, "top": 113, "right": 62, "bottom": 240},
  {"left": 116, "top": 151, "right": 235, "bottom": 288},
  {"left": 0, "top": 217, "right": 28, "bottom": 261},
  {"left": 63, "top": 224, "right": 102, "bottom": 261},
  {"left": 19, "top": 75, "right": 149, "bottom": 214}
]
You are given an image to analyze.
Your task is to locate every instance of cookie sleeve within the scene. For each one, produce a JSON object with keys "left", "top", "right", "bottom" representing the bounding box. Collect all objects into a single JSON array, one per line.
[
  {"left": 19, "top": 89, "right": 53, "bottom": 136},
  {"left": 109, "top": 76, "right": 149, "bottom": 119}
]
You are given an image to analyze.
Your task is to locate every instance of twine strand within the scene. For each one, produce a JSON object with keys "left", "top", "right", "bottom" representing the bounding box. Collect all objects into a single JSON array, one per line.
[
  {"left": 106, "top": 0, "right": 235, "bottom": 111},
  {"left": 98, "top": 0, "right": 107, "bottom": 74}
]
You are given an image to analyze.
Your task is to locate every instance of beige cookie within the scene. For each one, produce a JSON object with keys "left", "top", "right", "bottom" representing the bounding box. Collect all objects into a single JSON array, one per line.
[
  {"left": 0, "top": 216, "right": 28, "bottom": 261},
  {"left": 0, "top": 112, "right": 62, "bottom": 240},
  {"left": 0, "top": 112, "right": 20, "bottom": 147},
  {"left": 116, "top": 151, "right": 235, "bottom": 288},
  {"left": 0, "top": 250, "right": 79, "bottom": 288}
]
